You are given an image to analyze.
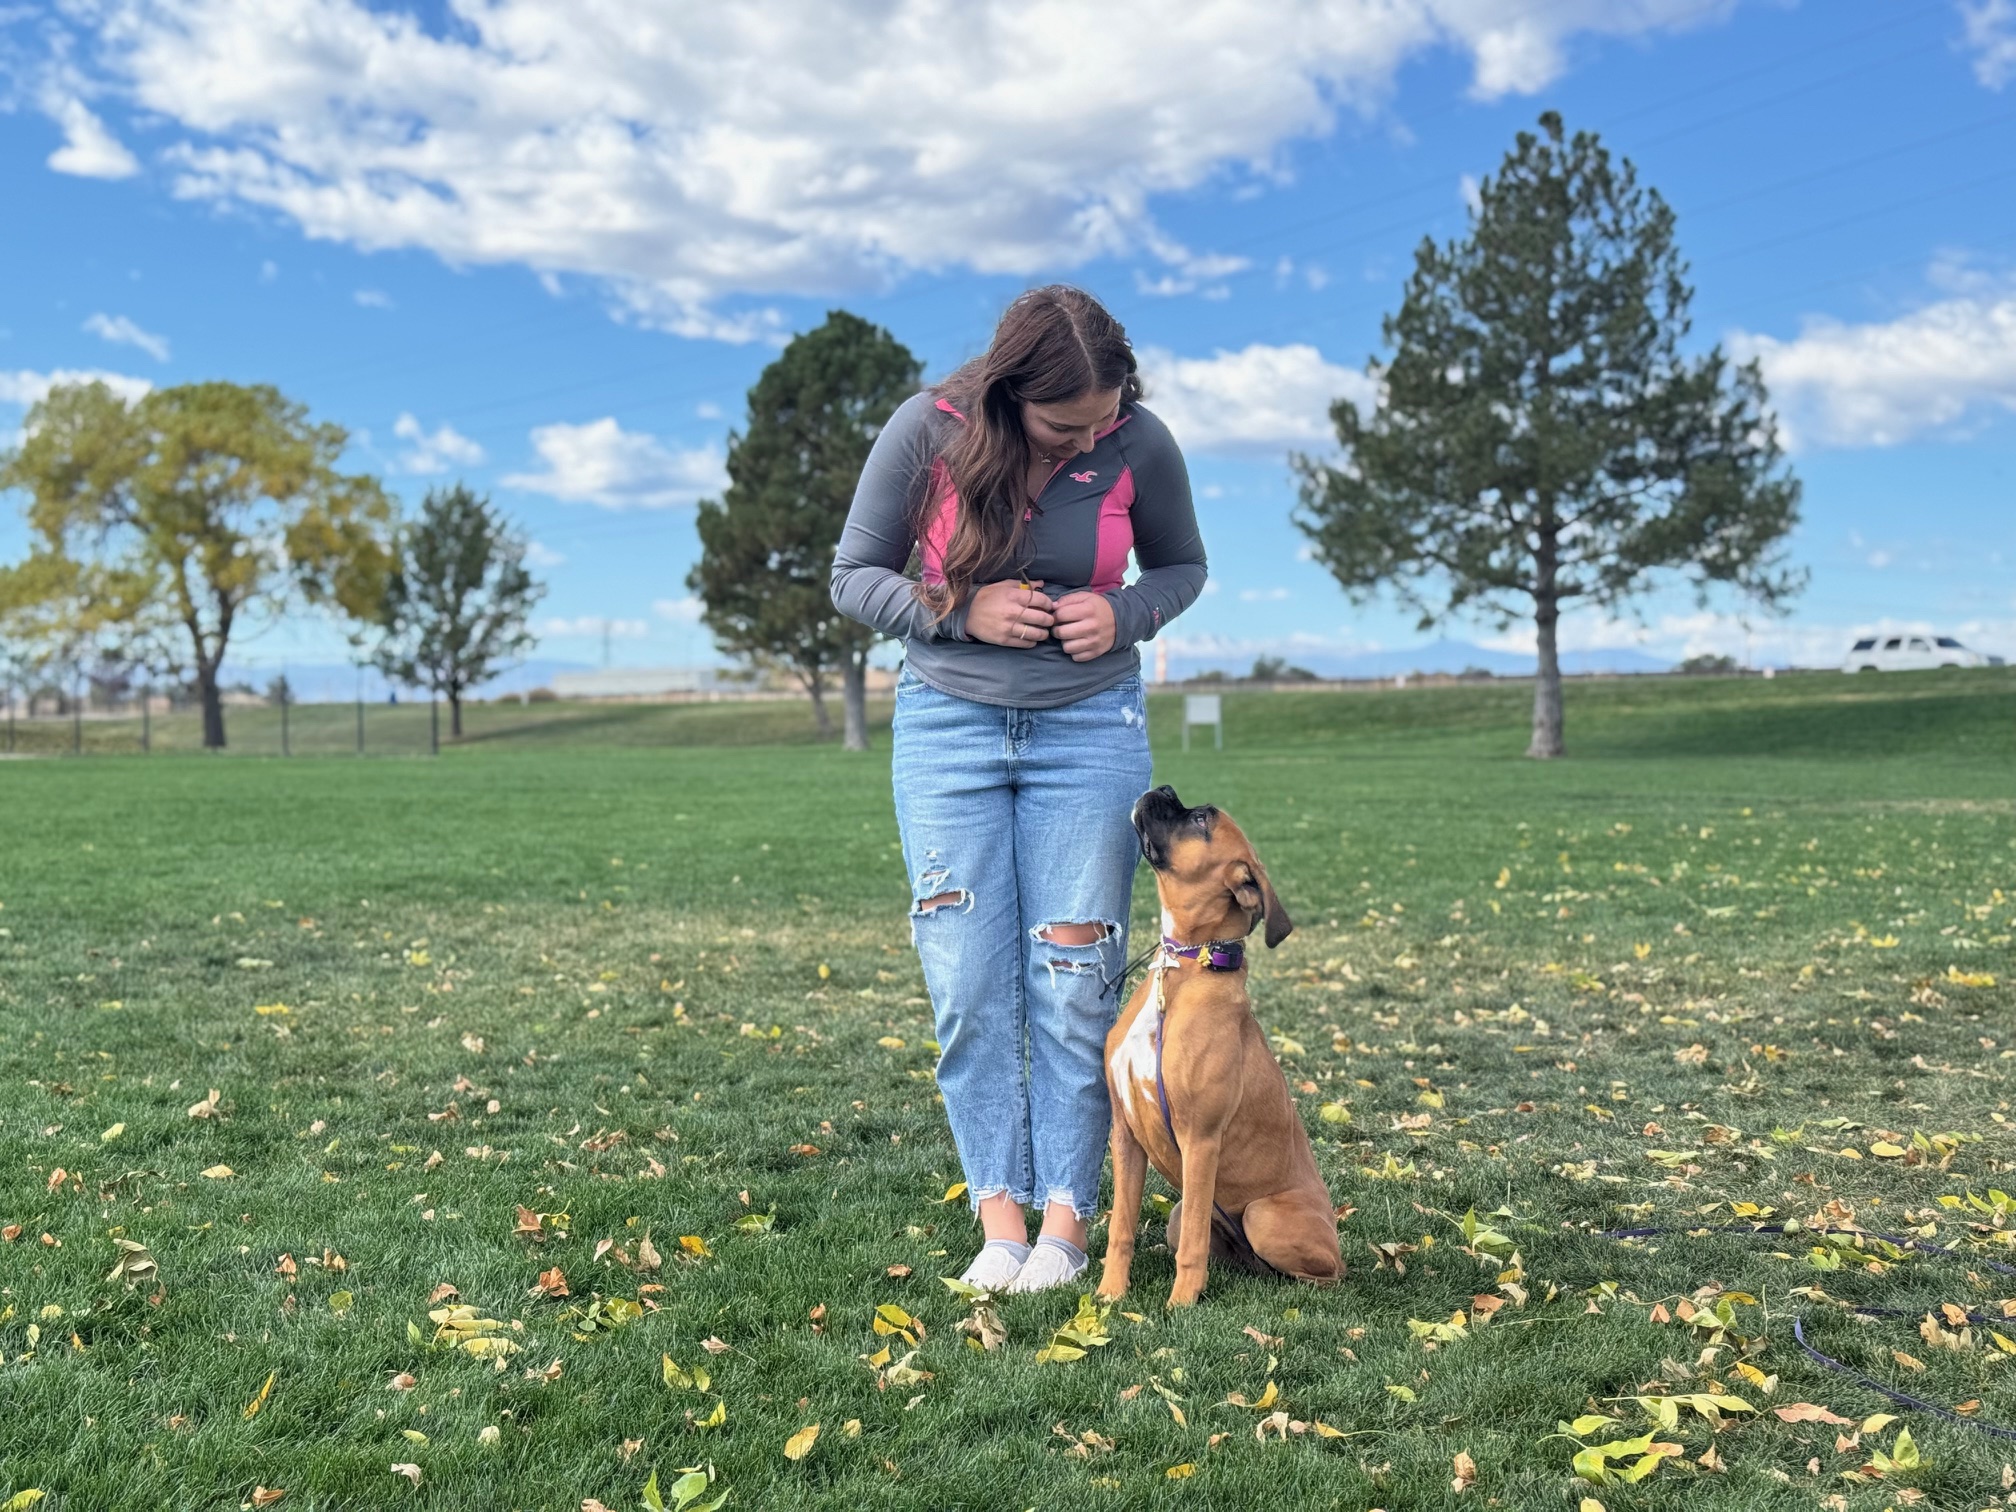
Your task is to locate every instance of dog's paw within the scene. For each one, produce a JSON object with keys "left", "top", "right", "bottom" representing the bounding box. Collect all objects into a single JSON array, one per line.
[{"left": 1094, "top": 1265, "right": 1130, "bottom": 1301}]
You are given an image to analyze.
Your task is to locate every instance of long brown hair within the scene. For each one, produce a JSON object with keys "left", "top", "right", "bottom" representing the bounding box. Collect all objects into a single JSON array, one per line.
[{"left": 916, "top": 285, "right": 1143, "bottom": 620}]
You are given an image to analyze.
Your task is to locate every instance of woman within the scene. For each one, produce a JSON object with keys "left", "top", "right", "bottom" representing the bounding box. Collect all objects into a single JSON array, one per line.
[{"left": 830, "top": 286, "right": 1206, "bottom": 1293}]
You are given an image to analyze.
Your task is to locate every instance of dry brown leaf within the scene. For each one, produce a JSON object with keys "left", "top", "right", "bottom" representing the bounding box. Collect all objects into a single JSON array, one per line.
[
  {"left": 249, "top": 1490, "right": 285, "bottom": 1507},
  {"left": 390, "top": 1463, "right": 421, "bottom": 1487},
  {"left": 528, "top": 1267, "right": 569, "bottom": 1299},
  {"left": 701, "top": 1336, "right": 730, "bottom": 1354},
  {"left": 1774, "top": 1403, "right": 1853, "bottom": 1424},
  {"left": 1892, "top": 1350, "right": 1927, "bottom": 1372},
  {"left": 1452, "top": 1450, "right": 1478, "bottom": 1493},
  {"left": 188, "top": 1089, "right": 222, "bottom": 1120},
  {"left": 428, "top": 1283, "right": 459, "bottom": 1304},
  {"left": 387, "top": 1372, "right": 417, "bottom": 1392}
]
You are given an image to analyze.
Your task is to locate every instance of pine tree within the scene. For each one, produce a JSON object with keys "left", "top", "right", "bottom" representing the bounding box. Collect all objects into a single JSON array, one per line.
[
  {"left": 1294, "top": 113, "right": 1803, "bottom": 758},
  {"left": 688, "top": 311, "right": 920, "bottom": 749}
]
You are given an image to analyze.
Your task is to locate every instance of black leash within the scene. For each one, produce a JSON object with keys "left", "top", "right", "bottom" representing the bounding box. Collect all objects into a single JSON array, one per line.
[{"left": 1597, "top": 1223, "right": 2016, "bottom": 1441}]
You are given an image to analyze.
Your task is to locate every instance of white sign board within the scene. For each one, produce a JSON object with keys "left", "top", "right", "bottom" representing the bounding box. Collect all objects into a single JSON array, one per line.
[{"left": 1182, "top": 693, "right": 1223, "bottom": 750}]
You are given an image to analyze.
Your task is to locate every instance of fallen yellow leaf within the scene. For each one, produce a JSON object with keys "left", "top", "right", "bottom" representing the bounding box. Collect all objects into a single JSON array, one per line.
[
  {"left": 242, "top": 1369, "right": 276, "bottom": 1419},
  {"left": 202, "top": 1165, "right": 235, "bottom": 1180},
  {"left": 784, "top": 1423, "right": 821, "bottom": 1461}
]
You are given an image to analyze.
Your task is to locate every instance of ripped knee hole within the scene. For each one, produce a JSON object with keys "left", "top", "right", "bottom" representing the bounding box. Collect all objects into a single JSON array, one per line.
[
  {"left": 1035, "top": 921, "right": 1112, "bottom": 947},
  {"left": 913, "top": 890, "right": 971, "bottom": 915}
]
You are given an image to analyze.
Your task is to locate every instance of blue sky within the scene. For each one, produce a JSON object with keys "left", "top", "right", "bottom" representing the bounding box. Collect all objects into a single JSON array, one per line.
[{"left": 4, "top": 0, "right": 2015, "bottom": 677}]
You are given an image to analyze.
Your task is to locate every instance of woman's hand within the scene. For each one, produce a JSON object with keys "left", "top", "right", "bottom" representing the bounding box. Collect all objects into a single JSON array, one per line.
[
  {"left": 1053, "top": 592, "right": 1117, "bottom": 661},
  {"left": 967, "top": 579, "right": 1057, "bottom": 648}
]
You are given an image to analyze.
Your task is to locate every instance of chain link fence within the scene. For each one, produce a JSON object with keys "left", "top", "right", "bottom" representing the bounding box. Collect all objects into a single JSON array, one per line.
[{"left": 0, "top": 657, "right": 860, "bottom": 757}]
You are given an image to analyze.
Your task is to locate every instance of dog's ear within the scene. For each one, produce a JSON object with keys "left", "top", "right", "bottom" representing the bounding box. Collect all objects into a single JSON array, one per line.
[
  {"left": 1253, "top": 856, "right": 1293, "bottom": 948},
  {"left": 1232, "top": 857, "right": 1294, "bottom": 948}
]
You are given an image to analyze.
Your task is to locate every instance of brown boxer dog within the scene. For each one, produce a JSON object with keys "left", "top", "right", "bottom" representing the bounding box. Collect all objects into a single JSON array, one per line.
[{"left": 1098, "top": 785, "right": 1342, "bottom": 1307}]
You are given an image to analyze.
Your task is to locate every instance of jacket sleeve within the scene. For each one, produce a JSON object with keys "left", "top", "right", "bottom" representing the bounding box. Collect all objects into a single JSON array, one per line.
[
  {"left": 1103, "top": 405, "right": 1206, "bottom": 649},
  {"left": 829, "top": 393, "right": 971, "bottom": 642}
]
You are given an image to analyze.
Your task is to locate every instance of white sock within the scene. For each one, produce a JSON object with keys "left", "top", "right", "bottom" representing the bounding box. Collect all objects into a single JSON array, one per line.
[
  {"left": 1005, "top": 1235, "right": 1088, "bottom": 1293},
  {"left": 959, "top": 1239, "right": 1031, "bottom": 1292}
]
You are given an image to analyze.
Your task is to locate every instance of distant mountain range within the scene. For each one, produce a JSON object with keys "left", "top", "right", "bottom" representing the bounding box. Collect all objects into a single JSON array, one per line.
[
  {"left": 216, "top": 657, "right": 593, "bottom": 704},
  {"left": 222, "top": 638, "right": 1673, "bottom": 704},
  {"left": 1167, "top": 638, "right": 1673, "bottom": 680}
]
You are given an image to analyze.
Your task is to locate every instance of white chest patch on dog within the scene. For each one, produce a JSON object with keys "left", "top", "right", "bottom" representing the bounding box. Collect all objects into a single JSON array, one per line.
[{"left": 1111, "top": 978, "right": 1163, "bottom": 1133}]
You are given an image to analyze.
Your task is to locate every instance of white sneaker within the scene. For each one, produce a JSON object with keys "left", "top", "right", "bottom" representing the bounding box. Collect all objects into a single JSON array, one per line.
[
  {"left": 1004, "top": 1236, "right": 1088, "bottom": 1293},
  {"left": 958, "top": 1239, "right": 1030, "bottom": 1292}
]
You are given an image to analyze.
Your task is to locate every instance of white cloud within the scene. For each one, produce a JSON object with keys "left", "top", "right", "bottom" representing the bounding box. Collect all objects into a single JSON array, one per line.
[
  {"left": 392, "top": 412, "right": 485, "bottom": 474},
  {"left": 42, "top": 94, "right": 139, "bottom": 179},
  {"left": 540, "top": 615, "right": 648, "bottom": 639},
  {"left": 83, "top": 311, "right": 170, "bottom": 361},
  {"left": 259, "top": 259, "right": 279, "bottom": 282},
  {"left": 1238, "top": 587, "right": 1292, "bottom": 602},
  {"left": 1732, "top": 279, "right": 2016, "bottom": 449},
  {"left": 353, "top": 288, "right": 393, "bottom": 309},
  {"left": 42, "top": 0, "right": 1735, "bottom": 334},
  {"left": 1140, "top": 342, "right": 1373, "bottom": 454},
  {"left": 0, "top": 367, "right": 153, "bottom": 407},
  {"left": 523, "top": 540, "right": 566, "bottom": 568},
  {"left": 1458, "top": 172, "right": 1482, "bottom": 212},
  {"left": 1961, "top": 0, "right": 2016, "bottom": 88},
  {"left": 654, "top": 595, "right": 704, "bottom": 623},
  {"left": 695, "top": 401, "right": 723, "bottom": 421},
  {"left": 504, "top": 418, "right": 726, "bottom": 509}
]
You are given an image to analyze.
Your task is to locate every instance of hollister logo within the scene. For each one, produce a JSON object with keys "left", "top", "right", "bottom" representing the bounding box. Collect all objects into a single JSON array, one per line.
[{"left": 1070, "top": 470, "right": 1097, "bottom": 483}]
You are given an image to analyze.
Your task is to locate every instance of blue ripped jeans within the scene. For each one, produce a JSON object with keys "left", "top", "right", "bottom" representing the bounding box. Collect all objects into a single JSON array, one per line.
[{"left": 891, "top": 667, "right": 1152, "bottom": 1220}]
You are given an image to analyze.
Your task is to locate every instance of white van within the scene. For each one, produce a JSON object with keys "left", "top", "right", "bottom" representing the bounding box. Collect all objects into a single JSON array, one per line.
[{"left": 1841, "top": 634, "right": 1998, "bottom": 672}]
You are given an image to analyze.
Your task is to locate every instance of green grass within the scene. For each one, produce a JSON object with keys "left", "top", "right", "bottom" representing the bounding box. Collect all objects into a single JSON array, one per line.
[{"left": 1, "top": 670, "right": 2013, "bottom": 1511}]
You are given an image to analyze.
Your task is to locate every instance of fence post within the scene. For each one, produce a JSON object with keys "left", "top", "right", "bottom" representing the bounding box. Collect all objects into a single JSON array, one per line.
[
  {"left": 430, "top": 691, "right": 440, "bottom": 757},
  {"left": 281, "top": 665, "right": 291, "bottom": 758},
  {"left": 142, "top": 682, "right": 151, "bottom": 754},
  {"left": 73, "top": 672, "right": 83, "bottom": 756}
]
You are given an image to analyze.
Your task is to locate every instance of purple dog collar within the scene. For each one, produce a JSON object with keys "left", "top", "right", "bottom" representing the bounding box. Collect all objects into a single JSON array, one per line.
[{"left": 1161, "top": 935, "right": 1245, "bottom": 971}]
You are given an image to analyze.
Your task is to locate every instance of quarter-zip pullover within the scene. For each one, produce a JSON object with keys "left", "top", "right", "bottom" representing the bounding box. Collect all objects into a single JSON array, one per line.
[{"left": 831, "top": 390, "right": 1207, "bottom": 708}]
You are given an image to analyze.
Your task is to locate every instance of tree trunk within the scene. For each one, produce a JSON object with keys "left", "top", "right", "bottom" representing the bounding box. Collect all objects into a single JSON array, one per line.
[
  {"left": 1528, "top": 598, "right": 1564, "bottom": 759},
  {"left": 198, "top": 664, "right": 227, "bottom": 750},
  {"left": 806, "top": 671, "right": 833, "bottom": 737},
  {"left": 841, "top": 651, "right": 869, "bottom": 752},
  {"left": 450, "top": 690, "right": 464, "bottom": 739}
]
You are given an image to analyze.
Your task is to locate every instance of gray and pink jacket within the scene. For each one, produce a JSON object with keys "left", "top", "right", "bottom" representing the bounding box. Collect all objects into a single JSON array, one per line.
[{"left": 831, "top": 390, "right": 1207, "bottom": 709}]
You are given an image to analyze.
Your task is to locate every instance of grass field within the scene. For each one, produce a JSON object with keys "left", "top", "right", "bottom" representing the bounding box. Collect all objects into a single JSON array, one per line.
[{"left": 2, "top": 670, "right": 2013, "bottom": 1511}]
